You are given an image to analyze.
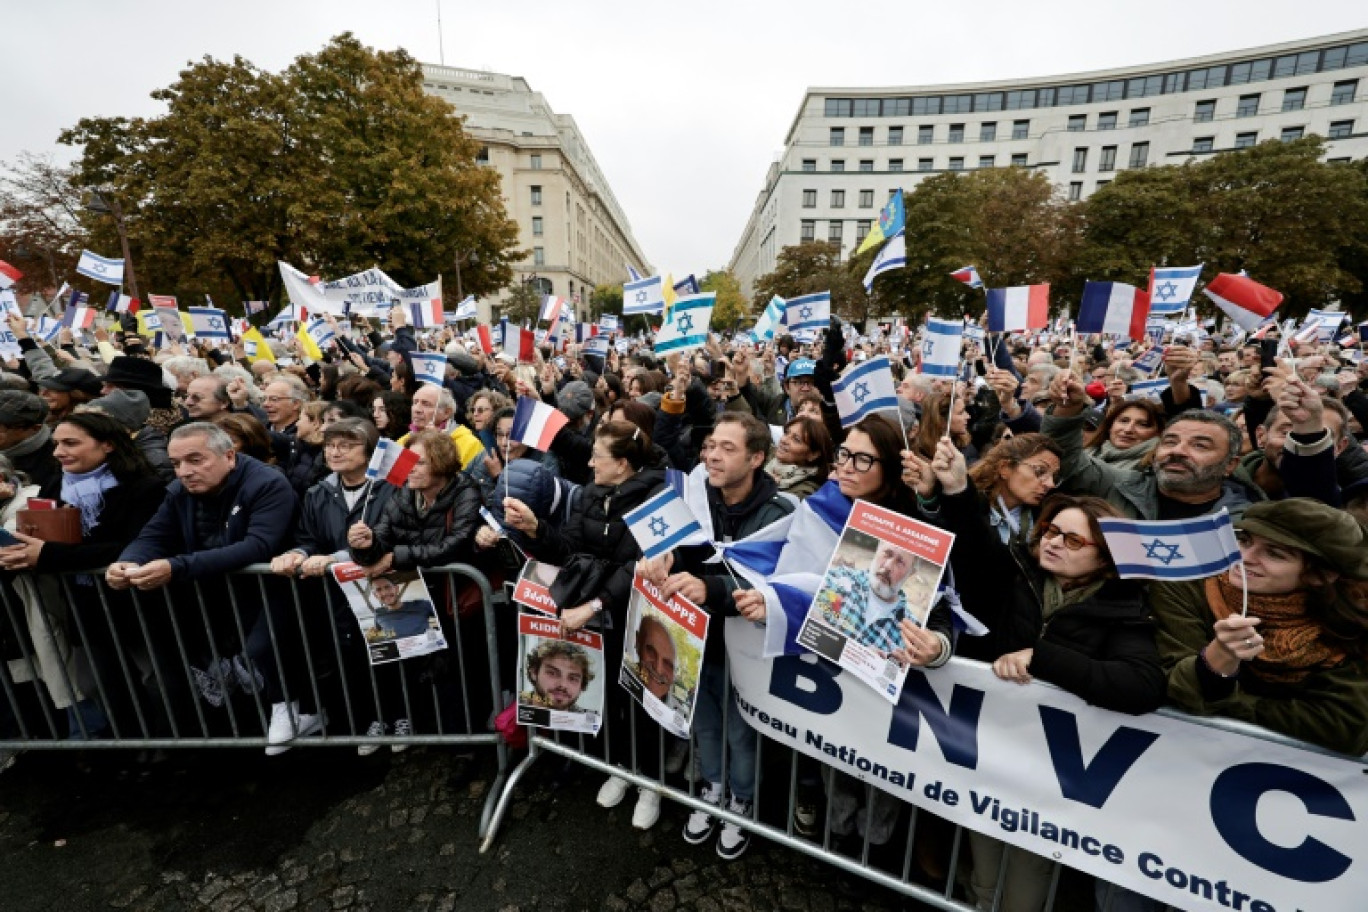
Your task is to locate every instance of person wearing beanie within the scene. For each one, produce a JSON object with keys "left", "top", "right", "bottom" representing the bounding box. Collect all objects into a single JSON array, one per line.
[
  {"left": 36, "top": 367, "right": 103, "bottom": 426},
  {"left": 102, "top": 355, "right": 181, "bottom": 436},
  {"left": 84, "top": 389, "right": 174, "bottom": 483},
  {"left": 0, "top": 390, "right": 60, "bottom": 496},
  {"left": 1151, "top": 497, "right": 1368, "bottom": 756}
]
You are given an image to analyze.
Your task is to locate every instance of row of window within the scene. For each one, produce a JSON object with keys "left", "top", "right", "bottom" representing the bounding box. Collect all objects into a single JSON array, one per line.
[
  {"left": 799, "top": 220, "right": 874, "bottom": 244},
  {"left": 822, "top": 43, "right": 1368, "bottom": 117},
  {"left": 802, "top": 153, "right": 1033, "bottom": 173},
  {"left": 1190, "top": 119, "right": 1357, "bottom": 152},
  {"left": 1072, "top": 143, "right": 1151, "bottom": 172},
  {"left": 829, "top": 121, "right": 1036, "bottom": 146}
]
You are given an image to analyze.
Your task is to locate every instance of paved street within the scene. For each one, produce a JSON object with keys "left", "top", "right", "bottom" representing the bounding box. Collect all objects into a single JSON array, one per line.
[{"left": 0, "top": 746, "right": 926, "bottom": 912}]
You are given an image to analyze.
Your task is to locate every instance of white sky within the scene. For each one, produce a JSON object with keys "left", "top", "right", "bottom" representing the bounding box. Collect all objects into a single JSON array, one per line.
[{"left": 5, "top": 1, "right": 1363, "bottom": 279}]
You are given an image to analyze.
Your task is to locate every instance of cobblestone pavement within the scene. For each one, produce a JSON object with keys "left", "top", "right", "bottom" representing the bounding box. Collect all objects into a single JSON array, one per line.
[{"left": 0, "top": 746, "right": 938, "bottom": 912}]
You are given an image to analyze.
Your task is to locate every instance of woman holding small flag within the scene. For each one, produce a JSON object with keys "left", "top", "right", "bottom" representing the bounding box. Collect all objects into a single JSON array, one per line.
[{"left": 1150, "top": 498, "right": 1368, "bottom": 756}]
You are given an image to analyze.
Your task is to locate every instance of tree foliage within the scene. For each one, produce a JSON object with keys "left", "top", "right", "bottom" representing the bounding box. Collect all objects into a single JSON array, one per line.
[
  {"left": 752, "top": 241, "right": 868, "bottom": 324},
  {"left": 699, "top": 269, "right": 749, "bottom": 330},
  {"left": 57, "top": 33, "right": 521, "bottom": 311},
  {"left": 500, "top": 281, "right": 541, "bottom": 327},
  {"left": 0, "top": 153, "right": 87, "bottom": 295}
]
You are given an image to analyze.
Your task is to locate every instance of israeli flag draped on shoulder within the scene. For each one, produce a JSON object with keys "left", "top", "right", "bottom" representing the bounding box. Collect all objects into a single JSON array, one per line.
[
  {"left": 831, "top": 355, "right": 899, "bottom": 428},
  {"left": 920, "top": 317, "right": 964, "bottom": 378},
  {"left": 785, "top": 292, "right": 830, "bottom": 333},
  {"left": 653, "top": 293, "right": 714, "bottom": 357},
  {"left": 1098, "top": 510, "right": 1241, "bottom": 581},
  {"left": 624, "top": 486, "right": 709, "bottom": 559}
]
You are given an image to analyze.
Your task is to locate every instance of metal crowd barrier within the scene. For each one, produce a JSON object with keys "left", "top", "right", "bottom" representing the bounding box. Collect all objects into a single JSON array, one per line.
[
  {"left": 0, "top": 562, "right": 511, "bottom": 841},
  {"left": 481, "top": 659, "right": 1368, "bottom": 912}
]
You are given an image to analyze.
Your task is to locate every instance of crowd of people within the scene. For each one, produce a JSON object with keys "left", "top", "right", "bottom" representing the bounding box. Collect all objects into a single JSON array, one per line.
[{"left": 1, "top": 300, "right": 1366, "bottom": 910}]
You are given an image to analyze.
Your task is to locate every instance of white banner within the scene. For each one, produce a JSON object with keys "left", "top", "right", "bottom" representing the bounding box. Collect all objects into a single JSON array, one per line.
[{"left": 726, "top": 618, "right": 1365, "bottom": 912}]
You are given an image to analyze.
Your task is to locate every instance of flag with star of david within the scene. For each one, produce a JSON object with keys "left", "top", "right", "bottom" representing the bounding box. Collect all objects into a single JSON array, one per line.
[
  {"left": 1097, "top": 509, "right": 1241, "bottom": 581},
  {"left": 188, "top": 306, "right": 231, "bottom": 341},
  {"left": 623, "top": 487, "right": 709, "bottom": 559},
  {"left": 1147, "top": 265, "right": 1202, "bottom": 316},
  {"left": 785, "top": 292, "right": 830, "bottom": 333},
  {"left": 623, "top": 275, "right": 664, "bottom": 315},
  {"left": 831, "top": 355, "right": 900, "bottom": 429},
  {"left": 919, "top": 317, "right": 964, "bottom": 378},
  {"left": 653, "top": 293, "right": 714, "bottom": 357}
]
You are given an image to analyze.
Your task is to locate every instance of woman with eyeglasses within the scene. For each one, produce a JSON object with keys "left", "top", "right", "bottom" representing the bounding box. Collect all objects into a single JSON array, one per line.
[
  {"left": 465, "top": 390, "right": 511, "bottom": 452},
  {"left": 1150, "top": 498, "right": 1368, "bottom": 756},
  {"left": 916, "top": 437, "right": 1166, "bottom": 912}
]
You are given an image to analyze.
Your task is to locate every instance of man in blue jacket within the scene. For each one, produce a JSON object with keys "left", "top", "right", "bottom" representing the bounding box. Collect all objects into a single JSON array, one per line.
[{"left": 107, "top": 422, "right": 308, "bottom": 754}]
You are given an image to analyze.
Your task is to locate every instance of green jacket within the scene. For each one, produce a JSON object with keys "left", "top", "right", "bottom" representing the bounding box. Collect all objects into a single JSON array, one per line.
[{"left": 1149, "top": 579, "right": 1368, "bottom": 757}]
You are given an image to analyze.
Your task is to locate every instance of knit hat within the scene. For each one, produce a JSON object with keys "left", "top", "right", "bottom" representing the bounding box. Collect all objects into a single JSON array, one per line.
[
  {"left": 556, "top": 380, "right": 595, "bottom": 422},
  {"left": 37, "top": 367, "right": 104, "bottom": 396},
  {"left": 446, "top": 351, "right": 480, "bottom": 376},
  {"left": 0, "top": 391, "right": 47, "bottom": 427},
  {"left": 104, "top": 356, "right": 174, "bottom": 409},
  {"left": 86, "top": 389, "right": 151, "bottom": 432},
  {"left": 1236, "top": 498, "right": 1368, "bottom": 580}
]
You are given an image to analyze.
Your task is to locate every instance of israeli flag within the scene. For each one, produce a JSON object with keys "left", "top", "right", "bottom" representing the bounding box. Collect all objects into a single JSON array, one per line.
[
  {"left": 1129, "top": 378, "right": 1170, "bottom": 400},
  {"left": 623, "top": 487, "right": 709, "bottom": 559},
  {"left": 1303, "top": 308, "right": 1345, "bottom": 343},
  {"left": 1099, "top": 510, "right": 1241, "bottom": 581},
  {"left": 862, "top": 230, "right": 906, "bottom": 292},
  {"left": 963, "top": 324, "right": 986, "bottom": 343},
  {"left": 831, "top": 355, "right": 900, "bottom": 429},
  {"left": 453, "top": 295, "right": 478, "bottom": 319},
  {"left": 305, "top": 316, "right": 335, "bottom": 348},
  {"left": 1148, "top": 265, "right": 1202, "bottom": 315},
  {"left": 750, "top": 295, "right": 786, "bottom": 344},
  {"left": 268, "top": 304, "right": 304, "bottom": 328},
  {"left": 410, "top": 352, "right": 447, "bottom": 386},
  {"left": 76, "top": 249, "right": 125, "bottom": 285},
  {"left": 1132, "top": 346, "right": 1165, "bottom": 376},
  {"left": 626, "top": 263, "right": 643, "bottom": 282},
  {"left": 623, "top": 275, "right": 664, "bottom": 315},
  {"left": 34, "top": 316, "right": 62, "bottom": 343},
  {"left": 786, "top": 292, "right": 830, "bottom": 333},
  {"left": 188, "top": 306, "right": 231, "bottom": 341},
  {"left": 920, "top": 317, "right": 964, "bottom": 377},
  {"left": 654, "top": 293, "right": 714, "bottom": 357},
  {"left": 599, "top": 314, "right": 619, "bottom": 333},
  {"left": 584, "top": 335, "right": 610, "bottom": 359}
]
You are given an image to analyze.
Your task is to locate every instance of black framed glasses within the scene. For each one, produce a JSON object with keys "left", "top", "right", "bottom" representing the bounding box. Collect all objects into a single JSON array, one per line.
[{"left": 834, "top": 447, "right": 878, "bottom": 473}]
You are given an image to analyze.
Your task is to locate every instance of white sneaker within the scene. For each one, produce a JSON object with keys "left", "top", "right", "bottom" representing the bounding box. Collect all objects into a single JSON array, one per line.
[
  {"left": 357, "top": 720, "right": 386, "bottom": 757},
  {"left": 682, "top": 782, "right": 723, "bottom": 844},
  {"left": 391, "top": 718, "right": 412, "bottom": 753},
  {"left": 264, "top": 701, "right": 325, "bottom": 756},
  {"left": 632, "top": 788, "right": 662, "bottom": 830},
  {"left": 596, "top": 775, "right": 630, "bottom": 808},
  {"left": 717, "top": 796, "right": 753, "bottom": 860}
]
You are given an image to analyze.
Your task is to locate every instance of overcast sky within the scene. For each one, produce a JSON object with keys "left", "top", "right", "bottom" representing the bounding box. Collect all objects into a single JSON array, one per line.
[{"left": 5, "top": 1, "right": 1362, "bottom": 280}]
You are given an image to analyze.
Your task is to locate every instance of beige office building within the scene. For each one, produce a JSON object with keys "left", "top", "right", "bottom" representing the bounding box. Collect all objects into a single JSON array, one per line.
[{"left": 420, "top": 65, "right": 651, "bottom": 318}]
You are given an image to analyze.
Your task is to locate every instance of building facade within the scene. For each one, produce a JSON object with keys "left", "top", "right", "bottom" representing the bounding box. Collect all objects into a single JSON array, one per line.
[
  {"left": 729, "top": 30, "right": 1368, "bottom": 299},
  {"left": 420, "top": 65, "right": 650, "bottom": 317}
]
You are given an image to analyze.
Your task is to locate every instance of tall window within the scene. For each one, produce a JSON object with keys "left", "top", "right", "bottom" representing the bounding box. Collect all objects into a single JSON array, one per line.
[
  {"left": 1128, "top": 142, "right": 1149, "bottom": 169},
  {"left": 980, "top": 122, "right": 997, "bottom": 142},
  {"left": 1236, "top": 94, "right": 1260, "bottom": 118},
  {"left": 888, "top": 159, "right": 904, "bottom": 172},
  {"left": 1068, "top": 114, "right": 1086, "bottom": 132},
  {"left": 948, "top": 124, "right": 964, "bottom": 143},
  {"left": 1328, "top": 120, "right": 1354, "bottom": 139},
  {"left": 530, "top": 185, "right": 542, "bottom": 206},
  {"left": 829, "top": 221, "right": 843, "bottom": 243},
  {"left": 831, "top": 190, "right": 845, "bottom": 208},
  {"left": 1099, "top": 146, "right": 1117, "bottom": 172},
  {"left": 1194, "top": 100, "right": 1216, "bottom": 123},
  {"left": 888, "top": 126, "right": 904, "bottom": 145},
  {"left": 801, "top": 159, "right": 816, "bottom": 172},
  {"left": 1072, "top": 147, "right": 1088, "bottom": 173},
  {"left": 1235, "top": 131, "right": 1258, "bottom": 149},
  {"left": 802, "top": 190, "right": 817, "bottom": 208},
  {"left": 1068, "top": 182, "right": 1083, "bottom": 201},
  {"left": 532, "top": 216, "right": 543, "bottom": 237},
  {"left": 1128, "top": 108, "right": 1150, "bottom": 128},
  {"left": 859, "top": 189, "right": 875, "bottom": 208},
  {"left": 1012, "top": 120, "right": 1029, "bottom": 140},
  {"left": 918, "top": 125, "right": 934, "bottom": 144},
  {"left": 858, "top": 126, "right": 874, "bottom": 146},
  {"left": 1282, "top": 88, "right": 1307, "bottom": 112},
  {"left": 856, "top": 221, "right": 871, "bottom": 243},
  {"left": 800, "top": 220, "right": 815, "bottom": 242},
  {"left": 533, "top": 246, "right": 545, "bottom": 266},
  {"left": 530, "top": 154, "right": 542, "bottom": 170},
  {"left": 1332, "top": 80, "right": 1359, "bottom": 105},
  {"left": 1098, "top": 112, "right": 1117, "bottom": 131},
  {"left": 830, "top": 127, "right": 845, "bottom": 146}
]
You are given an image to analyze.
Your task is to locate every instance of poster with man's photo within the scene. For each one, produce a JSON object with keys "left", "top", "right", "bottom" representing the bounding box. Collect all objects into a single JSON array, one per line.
[
  {"left": 511, "top": 559, "right": 561, "bottom": 617},
  {"left": 515, "top": 612, "right": 604, "bottom": 735},
  {"left": 619, "top": 573, "right": 708, "bottom": 738},
  {"left": 798, "top": 500, "right": 954, "bottom": 703},
  {"left": 330, "top": 562, "right": 447, "bottom": 664}
]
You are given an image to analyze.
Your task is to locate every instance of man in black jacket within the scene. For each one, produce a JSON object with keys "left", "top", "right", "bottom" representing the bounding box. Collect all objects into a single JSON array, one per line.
[{"left": 641, "top": 413, "right": 794, "bottom": 860}]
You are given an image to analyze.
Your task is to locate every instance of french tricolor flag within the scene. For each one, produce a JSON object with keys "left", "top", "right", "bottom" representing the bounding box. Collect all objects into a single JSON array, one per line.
[
  {"left": 62, "top": 303, "right": 97, "bottom": 330},
  {"left": 106, "top": 291, "right": 140, "bottom": 313},
  {"left": 409, "top": 298, "right": 443, "bottom": 329},
  {"left": 539, "top": 295, "right": 565, "bottom": 325},
  {"left": 509, "top": 396, "right": 569, "bottom": 451},
  {"left": 1203, "top": 273, "right": 1283, "bottom": 331},
  {"left": 501, "top": 319, "right": 536, "bottom": 362},
  {"left": 1076, "top": 281, "right": 1150, "bottom": 341},
  {"left": 949, "top": 265, "right": 983, "bottom": 290},
  {"left": 365, "top": 438, "right": 420, "bottom": 486},
  {"left": 985, "top": 284, "right": 1049, "bottom": 332}
]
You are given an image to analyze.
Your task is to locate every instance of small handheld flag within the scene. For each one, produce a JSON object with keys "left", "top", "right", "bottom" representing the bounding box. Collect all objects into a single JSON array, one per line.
[
  {"left": 831, "top": 356, "right": 900, "bottom": 429},
  {"left": 501, "top": 320, "right": 536, "bottom": 362},
  {"left": 1077, "top": 281, "right": 1151, "bottom": 341},
  {"left": 949, "top": 266, "right": 983, "bottom": 290},
  {"left": 509, "top": 396, "right": 569, "bottom": 451},
  {"left": 410, "top": 352, "right": 448, "bottom": 386},
  {"left": 785, "top": 292, "right": 831, "bottom": 333},
  {"left": 1147, "top": 265, "right": 1202, "bottom": 316},
  {"left": 623, "top": 275, "right": 664, "bottom": 315},
  {"left": 0, "top": 260, "right": 22, "bottom": 290},
  {"left": 189, "top": 306, "right": 231, "bottom": 341},
  {"left": 365, "top": 438, "right": 420, "bottom": 486},
  {"left": 1203, "top": 273, "right": 1282, "bottom": 331},
  {"left": 862, "top": 231, "right": 906, "bottom": 292},
  {"left": 919, "top": 318, "right": 965, "bottom": 378},
  {"left": 985, "top": 284, "right": 1050, "bottom": 332},
  {"left": 623, "top": 487, "right": 709, "bottom": 559},
  {"left": 654, "top": 293, "right": 715, "bottom": 357},
  {"left": 76, "top": 250, "right": 125, "bottom": 285},
  {"left": 1098, "top": 510, "right": 1241, "bottom": 581}
]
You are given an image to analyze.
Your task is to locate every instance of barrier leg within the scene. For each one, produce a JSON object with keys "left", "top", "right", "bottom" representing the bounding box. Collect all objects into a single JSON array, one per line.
[{"left": 478, "top": 737, "right": 543, "bottom": 854}]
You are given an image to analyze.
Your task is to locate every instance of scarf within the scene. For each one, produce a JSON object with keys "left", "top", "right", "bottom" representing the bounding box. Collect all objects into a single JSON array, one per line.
[
  {"left": 1094, "top": 436, "right": 1158, "bottom": 467},
  {"left": 1042, "top": 577, "right": 1105, "bottom": 623},
  {"left": 4, "top": 424, "right": 52, "bottom": 460},
  {"left": 1206, "top": 575, "right": 1346, "bottom": 685},
  {"left": 765, "top": 458, "right": 819, "bottom": 494},
  {"left": 61, "top": 463, "right": 119, "bottom": 534}
]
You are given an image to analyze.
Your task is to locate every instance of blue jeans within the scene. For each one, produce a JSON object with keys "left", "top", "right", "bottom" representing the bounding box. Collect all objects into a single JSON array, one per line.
[{"left": 692, "top": 662, "right": 756, "bottom": 801}]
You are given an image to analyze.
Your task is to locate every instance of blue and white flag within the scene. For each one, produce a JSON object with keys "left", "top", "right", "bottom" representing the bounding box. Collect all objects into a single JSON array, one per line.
[
  {"left": 963, "top": 323, "right": 986, "bottom": 343},
  {"left": 623, "top": 275, "right": 664, "bottom": 315},
  {"left": 831, "top": 356, "right": 899, "bottom": 429},
  {"left": 188, "top": 306, "right": 231, "bottom": 341},
  {"left": 1132, "top": 346, "right": 1165, "bottom": 376},
  {"left": 750, "top": 295, "right": 786, "bottom": 344},
  {"left": 34, "top": 316, "right": 62, "bottom": 343},
  {"left": 1098, "top": 510, "right": 1241, "bottom": 581},
  {"left": 653, "top": 293, "right": 714, "bottom": 357},
  {"left": 268, "top": 304, "right": 305, "bottom": 328},
  {"left": 785, "top": 292, "right": 831, "bottom": 333},
  {"left": 305, "top": 316, "right": 335, "bottom": 349},
  {"left": 76, "top": 249, "right": 125, "bottom": 286},
  {"left": 453, "top": 295, "right": 478, "bottom": 319},
  {"left": 1148, "top": 265, "right": 1202, "bottom": 316},
  {"left": 599, "top": 314, "right": 619, "bottom": 333},
  {"left": 410, "top": 352, "right": 447, "bottom": 386},
  {"left": 862, "top": 231, "right": 906, "bottom": 292},
  {"left": 672, "top": 274, "right": 700, "bottom": 296},
  {"left": 623, "top": 487, "right": 709, "bottom": 559},
  {"left": 626, "top": 263, "right": 643, "bottom": 283},
  {"left": 584, "top": 335, "right": 610, "bottom": 359},
  {"left": 1129, "top": 378, "right": 1170, "bottom": 400},
  {"left": 1303, "top": 308, "right": 1345, "bottom": 343},
  {"left": 920, "top": 317, "right": 964, "bottom": 377}
]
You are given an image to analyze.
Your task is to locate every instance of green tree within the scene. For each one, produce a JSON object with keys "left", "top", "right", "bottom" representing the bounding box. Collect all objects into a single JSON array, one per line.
[
  {"left": 752, "top": 241, "right": 867, "bottom": 325},
  {"left": 57, "top": 33, "right": 521, "bottom": 311},
  {"left": 699, "top": 269, "right": 749, "bottom": 330},
  {"left": 500, "top": 281, "right": 541, "bottom": 327}
]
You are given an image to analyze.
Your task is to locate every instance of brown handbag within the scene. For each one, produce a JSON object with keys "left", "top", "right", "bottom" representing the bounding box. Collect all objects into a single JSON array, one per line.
[{"left": 16, "top": 507, "right": 83, "bottom": 544}]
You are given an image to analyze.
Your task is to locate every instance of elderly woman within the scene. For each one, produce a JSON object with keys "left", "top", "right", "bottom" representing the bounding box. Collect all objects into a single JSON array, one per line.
[
  {"left": 764, "top": 416, "right": 833, "bottom": 499},
  {"left": 1151, "top": 498, "right": 1368, "bottom": 756}
]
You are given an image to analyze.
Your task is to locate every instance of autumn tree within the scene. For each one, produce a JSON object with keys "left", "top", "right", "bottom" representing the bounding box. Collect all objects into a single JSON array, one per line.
[
  {"left": 500, "top": 281, "right": 541, "bottom": 327},
  {"left": 752, "top": 241, "right": 868, "bottom": 325},
  {"left": 57, "top": 33, "right": 521, "bottom": 311},
  {"left": 0, "top": 153, "right": 87, "bottom": 295},
  {"left": 699, "top": 269, "right": 749, "bottom": 330}
]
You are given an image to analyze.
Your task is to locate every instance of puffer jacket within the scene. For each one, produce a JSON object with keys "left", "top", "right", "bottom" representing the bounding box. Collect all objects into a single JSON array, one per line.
[
  {"left": 490, "top": 458, "right": 580, "bottom": 539},
  {"left": 349, "top": 474, "right": 482, "bottom": 571},
  {"left": 294, "top": 474, "right": 397, "bottom": 561}
]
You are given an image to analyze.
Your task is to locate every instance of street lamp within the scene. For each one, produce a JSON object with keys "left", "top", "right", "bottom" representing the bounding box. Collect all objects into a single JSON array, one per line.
[{"left": 84, "top": 190, "right": 142, "bottom": 301}]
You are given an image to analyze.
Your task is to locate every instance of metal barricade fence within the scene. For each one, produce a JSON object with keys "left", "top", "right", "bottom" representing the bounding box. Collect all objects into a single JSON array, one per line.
[
  {"left": 0, "top": 562, "right": 511, "bottom": 841},
  {"left": 480, "top": 658, "right": 1368, "bottom": 912}
]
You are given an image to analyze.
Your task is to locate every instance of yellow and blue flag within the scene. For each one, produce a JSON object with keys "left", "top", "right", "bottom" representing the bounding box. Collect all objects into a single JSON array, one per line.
[{"left": 854, "top": 189, "right": 905, "bottom": 256}]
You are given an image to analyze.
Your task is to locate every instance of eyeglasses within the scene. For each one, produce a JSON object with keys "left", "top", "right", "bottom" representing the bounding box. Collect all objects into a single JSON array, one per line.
[
  {"left": 1017, "top": 462, "right": 1059, "bottom": 484},
  {"left": 834, "top": 447, "right": 878, "bottom": 473},
  {"left": 263, "top": 395, "right": 294, "bottom": 404},
  {"left": 471, "top": 405, "right": 492, "bottom": 414},
  {"left": 324, "top": 441, "right": 363, "bottom": 452},
  {"left": 1040, "top": 523, "right": 1095, "bottom": 551},
  {"left": 788, "top": 377, "right": 815, "bottom": 388}
]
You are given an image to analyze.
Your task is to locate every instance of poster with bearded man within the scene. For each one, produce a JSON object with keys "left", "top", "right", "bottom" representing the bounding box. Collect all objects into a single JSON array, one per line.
[{"left": 799, "top": 501, "right": 954, "bottom": 703}]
